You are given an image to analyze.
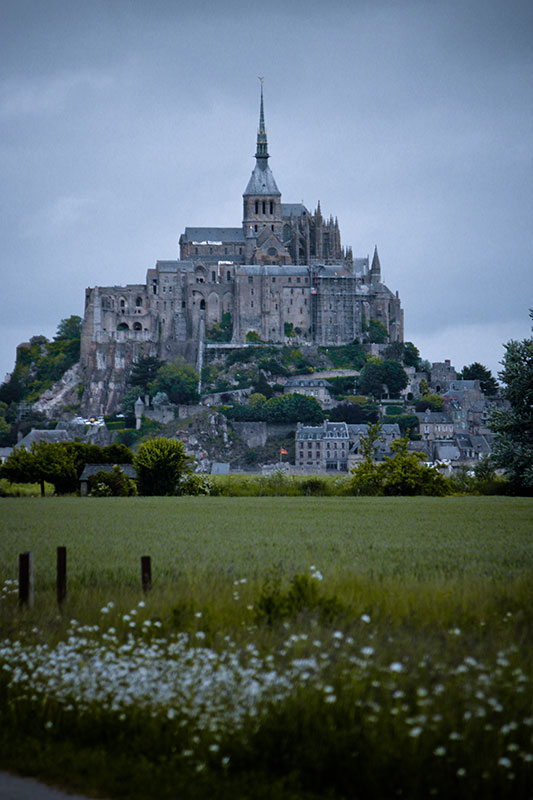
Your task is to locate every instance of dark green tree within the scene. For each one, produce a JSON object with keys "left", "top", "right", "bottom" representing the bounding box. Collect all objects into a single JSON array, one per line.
[
  {"left": 489, "top": 312, "right": 533, "bottom": 491},
  {"left": 461, "top": 362, "right": 499, "bottom": 396},
  {"left": 150, "top": 360, "right": 199, "bottom": 405},
  {"left": 403, "top": 342, "right": 421, "bottom": 369},
  {"left": 329, "top": 402, "right": 379, "bottom": 424},
  {"left": 357, "top": 361, "right": 386, "bottom": 398},
  {"left": 54, "top": 315, "right": 82, "bottom": 341},
  {"left": 128, "top": 356, "right": 164, "bottom": 394},
  {"left": 134, "top": 438, "right": 191, "bottom": 495},
  {"left": 358, "top": 360, "right": 408, "bottom": 399}
]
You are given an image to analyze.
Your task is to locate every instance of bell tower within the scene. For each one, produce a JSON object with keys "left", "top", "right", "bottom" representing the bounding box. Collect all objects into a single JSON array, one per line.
[{"left": 242, "top": 79, "right": 283, "bottom": 243}]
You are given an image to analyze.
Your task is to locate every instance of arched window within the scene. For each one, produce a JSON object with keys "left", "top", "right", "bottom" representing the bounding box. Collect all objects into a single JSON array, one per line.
[
  {"left": 254, "top": 200, "right": 259, "bottom": 214},
  {"left": 117, "top": 322, "right": 129, "bottom": 331},
  {"left": 270, "top": 201, "right": 273, "bottom": 215},
  {"left": 133, "top": 321, "right": 142, "bottom": 331},
  {"left": 262, "top": 201, "right": 266, "bottom": 214},
  {"left": 136, "top": 297, "right": 143, "bottom": 307},
  {"left": 200, "top": 299, "right": 206, "bottom": 310}
]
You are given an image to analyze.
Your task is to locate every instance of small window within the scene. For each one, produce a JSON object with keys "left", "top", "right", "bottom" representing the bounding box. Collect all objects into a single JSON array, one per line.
[
  {"left": 262, "top": 201, "right": 266, "bottom": 214},
  {"left": 133, "top": 321, "right": 142, "bottom": 331},
  {"left": 136, "top": 296, "right": 143, "bottom": 307},
  {"left": 272, "top": 277, "right": 276, "bottom": 283},
  {"left": 195, "top": 247, "right": 198, "bottom": 255},
  {"left": 212, "top": 271, "right": 216, "bottom": 282},
  {"left": 255, "top": 200, "right": 259, "bottom": 214},
  {"left": 200, "top": 299, "right": 206, "bottom": 310},
  {"left": 254, "top": 225, "right": 258, "bottom": 232},
  {"left": 182, "top": 300, "right": 186, "bottom": 308},
  {"left": 227, "top": 271, "right": 231, "bottom": 281},
  {"left": 288, "top": 277, "right": 292, "bottom": 283},
  {"left": 251, "top": 301, "right": 254, "bottom": 308},
  {"left": 248, "top": 276, "right": 253, "bottom": 284},
  {"left": 271, "top": 225, "right": 274, "bottom": 231},
  {"left": 270, "top": 201, "right": 273, "bottom": 214}
]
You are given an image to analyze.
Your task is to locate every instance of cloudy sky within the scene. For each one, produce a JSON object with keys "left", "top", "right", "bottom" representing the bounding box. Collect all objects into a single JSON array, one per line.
[{"left": 1, "top": 0, "right": 532, "bottom": 383}]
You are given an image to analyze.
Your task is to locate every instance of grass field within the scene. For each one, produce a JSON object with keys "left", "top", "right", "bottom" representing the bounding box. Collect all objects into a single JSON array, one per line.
[{"left": 0, "top": 496, "right": 532, "bottom": 799}]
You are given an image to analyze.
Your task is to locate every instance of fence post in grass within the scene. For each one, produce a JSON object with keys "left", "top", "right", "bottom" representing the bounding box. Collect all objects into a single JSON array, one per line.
[
  {"left": 141, "top": 555, "right": 152, "bottom": 593},
  {"left": 57, "top": 546, "right": 67, "bottom": 606},
  {"left": 18, "top": 551, "right": 34, "bottom": 608}
]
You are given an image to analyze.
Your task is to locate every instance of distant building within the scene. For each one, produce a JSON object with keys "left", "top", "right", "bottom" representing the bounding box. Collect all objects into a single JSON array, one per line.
[
  {"left": 283, "top": 377, "right": 334, "bottom": 407},
  {"left": 80, "top": 85, "right": 403, "bottom": 416},
  {"left": 295, "top": 421, "right": 350, "bottom": 471}
]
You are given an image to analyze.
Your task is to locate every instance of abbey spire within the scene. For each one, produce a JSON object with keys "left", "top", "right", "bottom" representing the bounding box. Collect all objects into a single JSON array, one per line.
[
  {"left": 255, "top": 77, "right": 269, "bottom": 160},
  {"left": 243, "top": 80, "right": 280, "bottom": 197}
]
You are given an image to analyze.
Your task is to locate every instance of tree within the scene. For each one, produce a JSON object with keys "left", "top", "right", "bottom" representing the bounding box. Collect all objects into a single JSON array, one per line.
[
  {"left": 349, "top": 433, "right": 448, "bottom": 496},
  {"left": 415, "top": 393, "right": 444, "bottom": 412},
  {"left": 489, "top": 312, "right": 533, "bottom": 491},
  {"left": 329, "top": 402, "right": 379, "bottom": 424},
  {"left": 54, "top": 315, "right": 82, "bottom": 341},
  {"left": 128, "top": 356, "right": 163, "bottom": 394},
  {"left": 403, "top": 342, "right": 421, "bottom": 369},
  {"left": 0, "top": 446, "right": 41, "bottom": 492},
  {"left": 134, "top": 438, "right": 191, "bottom": 496},
  {"left": 358, "top": 359, "right": 408, "bottom": 399},
  {"left": 378, "top": 438, "right": 449, "bottom": 496},
  {"left": 358, "top": 360, "right": 386, "bottom": 398},
  {"left": 150, "top": 360, "right": 199, "bottom": 405},
  {"left": 461, "top": 362, "right": 498, "bottom": 396}
]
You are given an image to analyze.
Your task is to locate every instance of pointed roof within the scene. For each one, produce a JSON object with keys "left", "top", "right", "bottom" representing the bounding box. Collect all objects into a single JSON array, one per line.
[
  {"left": 371, "top": 246, "right": 381, "bottom": 275},
  {"left": 243, "top": 81, "right": 280, "bottom": 197},
  {"left": 256, "top": 78, "right": 268, "bottom": 160}
]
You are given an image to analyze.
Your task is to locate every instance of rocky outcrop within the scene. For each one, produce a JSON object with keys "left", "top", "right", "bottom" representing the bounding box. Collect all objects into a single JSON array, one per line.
[{"left": 33, "top": 363, "right": 83, "bottom": 419}]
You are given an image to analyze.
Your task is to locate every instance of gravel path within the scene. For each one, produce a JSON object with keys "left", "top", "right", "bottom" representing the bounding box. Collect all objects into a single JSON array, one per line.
[{"left": 0, "top": 772, "right": 103, "bottom": 800}]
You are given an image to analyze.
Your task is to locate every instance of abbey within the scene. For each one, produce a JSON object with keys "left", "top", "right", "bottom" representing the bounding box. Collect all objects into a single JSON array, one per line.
[{"left": 81, "top": 87, "right": 403, "bottom": 414}]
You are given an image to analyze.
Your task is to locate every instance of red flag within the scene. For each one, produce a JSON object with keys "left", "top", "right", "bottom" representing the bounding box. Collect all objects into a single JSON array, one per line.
[{"left": 280, "top": 447, "right": 288, "bottom": 455}]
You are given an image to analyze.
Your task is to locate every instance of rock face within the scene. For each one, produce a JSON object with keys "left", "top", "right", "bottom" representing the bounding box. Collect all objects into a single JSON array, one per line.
[{"left": 33, "top": 363, "right": 83, "bottom": 419}]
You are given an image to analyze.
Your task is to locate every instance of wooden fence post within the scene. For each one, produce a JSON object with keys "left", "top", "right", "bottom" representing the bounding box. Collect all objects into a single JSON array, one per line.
[
  {"left": 18, "top": 552, "right": 34, "bottom": 608},
  {"left": 141, "top": 556, "right": 152, "bottom": 593},
  {"left": 57, "top": 546, "right": 67, "bottom": 606}
]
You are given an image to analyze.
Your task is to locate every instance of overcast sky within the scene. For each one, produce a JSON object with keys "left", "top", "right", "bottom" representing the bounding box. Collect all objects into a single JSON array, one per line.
[{"left": 1, "top": 0, "right": 532, "bottom": 384}]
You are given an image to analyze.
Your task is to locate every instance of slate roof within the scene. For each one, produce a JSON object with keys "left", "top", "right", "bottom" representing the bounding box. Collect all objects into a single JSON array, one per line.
[
  {"left": 243, "top": 163, "right": 281, "bottom": 196},
  {"left": 296, "top": 422, "right": 349, "bottom": 441},
  {"left": 281, "top": 203, "right": 309, "bottom": 218},
  {"left": 180, "top": 228, "right": 245, "bottom": 243},
  {"left": 79, "top": 464, "right": 136, "bottom": 481},
  {"left": 16, "top": 429, "right": 72, "bottom": 449}
]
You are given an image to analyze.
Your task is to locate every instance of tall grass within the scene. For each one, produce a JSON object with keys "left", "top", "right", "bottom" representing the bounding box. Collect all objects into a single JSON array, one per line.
[{"left": 0, "top": 496, "right": 532, "bottom": 798}]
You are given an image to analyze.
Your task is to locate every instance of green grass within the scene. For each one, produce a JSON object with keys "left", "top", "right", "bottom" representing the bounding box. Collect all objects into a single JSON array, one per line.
[{"left": 0, "top": 496, "right": 532, "bottom": 799}]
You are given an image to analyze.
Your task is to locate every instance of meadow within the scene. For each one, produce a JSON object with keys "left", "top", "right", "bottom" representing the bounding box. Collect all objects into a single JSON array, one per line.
[{"left": 0, "top": 496, "right": 532, "bottom": 799}]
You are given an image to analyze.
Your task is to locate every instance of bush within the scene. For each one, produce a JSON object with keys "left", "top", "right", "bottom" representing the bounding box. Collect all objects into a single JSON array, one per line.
[
  {"left": 134, "top": 438, "right": 191, "bottom": 496},
  {"left": 88, "top": 465, "right": 137, "bottom": 497},
  {"left": 300, "top": 477, "right": 329, "bottom": 496}
]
